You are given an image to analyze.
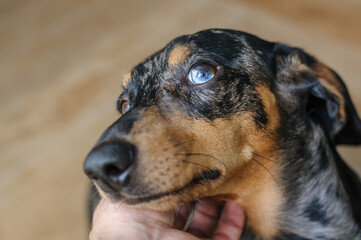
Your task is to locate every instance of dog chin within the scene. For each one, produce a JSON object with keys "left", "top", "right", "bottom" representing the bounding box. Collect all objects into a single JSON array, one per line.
[{"left": 128, "top": 197, "right": 183, "bottom": 211}]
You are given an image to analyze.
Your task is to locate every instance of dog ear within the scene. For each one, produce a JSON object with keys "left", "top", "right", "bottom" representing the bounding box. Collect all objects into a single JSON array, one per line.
[{"left": 274, "top": 44, "right": 361, "bottom": 145}]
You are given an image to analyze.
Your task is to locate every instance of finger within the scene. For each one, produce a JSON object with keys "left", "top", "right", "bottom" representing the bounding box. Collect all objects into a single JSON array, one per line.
[
  {"left": 186, "top": 199, "right": 220, "bottom": 238},
  {"left": 212, "top": 201, "right": 245, "bottom": 240}
]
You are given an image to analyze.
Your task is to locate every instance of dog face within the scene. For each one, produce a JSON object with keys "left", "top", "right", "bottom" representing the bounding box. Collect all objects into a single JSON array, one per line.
[{"left": 84, "top": 29, "right": 361, "bottom": 237}]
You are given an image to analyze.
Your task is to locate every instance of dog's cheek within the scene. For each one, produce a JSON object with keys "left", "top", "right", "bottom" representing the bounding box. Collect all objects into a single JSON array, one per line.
[{"left": 124, "top": 107, "right": 199, "bottom": 193}]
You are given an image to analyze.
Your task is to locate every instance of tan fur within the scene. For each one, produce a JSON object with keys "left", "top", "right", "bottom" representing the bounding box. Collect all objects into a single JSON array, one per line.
[
  {"left": 122, "top": 72, "right": 132, "bottom": 86},
  {"left": 220, "top": 158, "right": 281, "bottom": 239},
  {"left": 113, "top": 85, "right": 282, "bottom": 238},
  {"left": 256, "top": 85, "right": 281, "bottom": 131},
  {"left": 168, "top": 45, "right": 191, "bottom": 67}
]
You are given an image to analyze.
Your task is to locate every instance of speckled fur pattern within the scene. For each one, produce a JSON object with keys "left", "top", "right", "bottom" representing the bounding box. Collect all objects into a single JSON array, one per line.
[{"left": 86, "top": 29, "right": 361, "bottom": 239}]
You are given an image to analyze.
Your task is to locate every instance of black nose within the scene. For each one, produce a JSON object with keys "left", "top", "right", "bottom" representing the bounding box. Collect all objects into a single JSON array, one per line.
[{"left": 83, "top": 141, "right": 136, "bottom": 191}]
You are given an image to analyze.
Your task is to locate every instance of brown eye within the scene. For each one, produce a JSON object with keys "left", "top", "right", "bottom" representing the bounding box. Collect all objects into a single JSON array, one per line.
[{"left": 119, "top": 100, "right": 131, "bottom": 114}]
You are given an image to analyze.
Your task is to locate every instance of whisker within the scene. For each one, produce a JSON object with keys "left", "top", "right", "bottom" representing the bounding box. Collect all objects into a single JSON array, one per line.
[
  {"left": 253, "top": 152, "right": 278, "bottom": 163},
  {"left": 182, "top": 202, "right": 196, "bottom": 231},
  {"left": 89, "top": 188, "right": 99, "bottom": 206},
  {"left": 175, "top": 153, "right": 229, "bottom": 172},
  {"left": 199, "top": 173, "right": 210, "bottom": 183},
  {"left": 176, "top": 194, "right": 191, "bottom": 213},
  {"left": 173, "top": 140, "right": 194, "bottom": 147},
  {"left": 181, "top": 189, "right": 205, "bottom": 208},
  {"left": 251, "top": 157, "right": 279, "bottom": 185},
  {"left": 181, "top": 159, "right": 213, "bottom": 171},
  {"left": 195, "top": 198, "right": 206, "bottom": 206},
  {"left": 175, "top": 205, "right": 184, "bottom": 219}
]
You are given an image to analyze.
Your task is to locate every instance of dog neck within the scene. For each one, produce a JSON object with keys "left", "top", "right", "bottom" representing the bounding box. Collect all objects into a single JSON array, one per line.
[
  {"left": 276, "top": 124, "right": 361, "bottom": 239},
  {"left": 218, "top": 124, "right": 361, "bottom": 240}
]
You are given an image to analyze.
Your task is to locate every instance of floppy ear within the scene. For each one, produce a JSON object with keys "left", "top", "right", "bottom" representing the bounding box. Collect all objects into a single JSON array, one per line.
[
  {"left": 312, "top": 63, "right": 361, "bottom": 145},
  {"left": 274, "top": 44, "right": 361, "bottom": 145}
]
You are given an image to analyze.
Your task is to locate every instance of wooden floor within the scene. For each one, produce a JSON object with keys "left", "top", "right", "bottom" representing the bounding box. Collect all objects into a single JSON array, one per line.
[{"left": 1, "top": 0, "right": 360, "bottom": 239}]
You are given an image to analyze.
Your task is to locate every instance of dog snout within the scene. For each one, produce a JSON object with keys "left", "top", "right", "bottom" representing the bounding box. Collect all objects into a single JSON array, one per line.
[{"left": 83, "top": 140, "right": 136, "bottom": 191}]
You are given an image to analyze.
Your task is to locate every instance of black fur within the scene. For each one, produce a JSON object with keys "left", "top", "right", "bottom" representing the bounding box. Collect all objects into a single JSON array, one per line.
[{"left": 85, "top": 29, "right": 361, "bottom": 239}]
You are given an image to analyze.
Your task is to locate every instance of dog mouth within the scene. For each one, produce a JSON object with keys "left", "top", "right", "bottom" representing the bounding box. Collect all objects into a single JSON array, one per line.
[{"left": 98, "top": 169, "right": 221, "bottom": 205}]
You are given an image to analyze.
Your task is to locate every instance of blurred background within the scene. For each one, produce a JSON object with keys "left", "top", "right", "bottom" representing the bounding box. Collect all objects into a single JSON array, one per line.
[{"left": 1, "top": 0, "right": 360, "bottom": 239}]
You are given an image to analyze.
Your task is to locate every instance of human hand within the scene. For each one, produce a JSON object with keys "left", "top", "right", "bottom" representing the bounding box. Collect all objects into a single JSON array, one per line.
[{"left": 90, "top": 198, "right": 245, "bottom": 240}]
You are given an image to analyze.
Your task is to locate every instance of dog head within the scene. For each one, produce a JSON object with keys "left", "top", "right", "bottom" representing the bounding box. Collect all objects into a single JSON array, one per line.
[{"left": 84, "top": 29, "right": 361, "bottom": 236}]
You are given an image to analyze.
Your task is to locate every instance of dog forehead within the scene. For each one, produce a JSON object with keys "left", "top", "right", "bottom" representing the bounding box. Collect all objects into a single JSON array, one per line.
[
  {"left": 128, "top": 29, "right": 275, "bottom": 88},
  {"left": 166, "top": 29, "right": 248, "bottom": 62},
  {"left": 136, "top": 29, "right": 248, "bottom": 70}
]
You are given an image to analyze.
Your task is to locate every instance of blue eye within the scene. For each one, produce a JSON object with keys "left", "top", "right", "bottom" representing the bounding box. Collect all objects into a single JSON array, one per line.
[{"left": 187, "top": 64, "right": 216, "bottom": 85}]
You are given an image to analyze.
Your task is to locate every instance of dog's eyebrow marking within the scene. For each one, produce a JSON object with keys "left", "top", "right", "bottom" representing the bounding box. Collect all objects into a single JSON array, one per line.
[
  {"left": 168, "top": 45, "right": 190, "bottom": 67},
  {"left": 122, "top": 71, "right": 132, "bottom": 86}
]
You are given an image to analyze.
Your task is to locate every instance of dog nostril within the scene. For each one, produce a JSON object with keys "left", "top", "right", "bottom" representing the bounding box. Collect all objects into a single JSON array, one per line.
[{"left": 105, "top": 165, "right": 122, "bottom": 178}]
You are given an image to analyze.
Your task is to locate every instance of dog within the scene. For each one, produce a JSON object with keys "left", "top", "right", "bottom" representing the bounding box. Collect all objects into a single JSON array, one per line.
[{"left": 83, "top": 29, "right": 361, "bottom": 239}]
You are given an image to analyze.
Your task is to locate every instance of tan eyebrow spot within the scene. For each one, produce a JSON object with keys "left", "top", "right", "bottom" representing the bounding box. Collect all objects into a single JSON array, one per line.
[
  {"left": 122, "top": 72, "right": 132, "bottom": 86},
  {"left": 168, "top": 45, "right": 191, "bottom": 67}
]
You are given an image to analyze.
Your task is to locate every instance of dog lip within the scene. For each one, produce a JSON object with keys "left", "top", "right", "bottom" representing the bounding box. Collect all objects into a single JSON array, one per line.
[
  {"left": 95, "top": 179, "right": 123, "bottom": 200},
  {"left": 95, "top": 179, "right": 116, "bottom": 193},
  {"left": 193, "top": 169, "right": 221, "bottom": 181},
  {"left": 123, "top": 169, "right": 221, "bottom": 205}
]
